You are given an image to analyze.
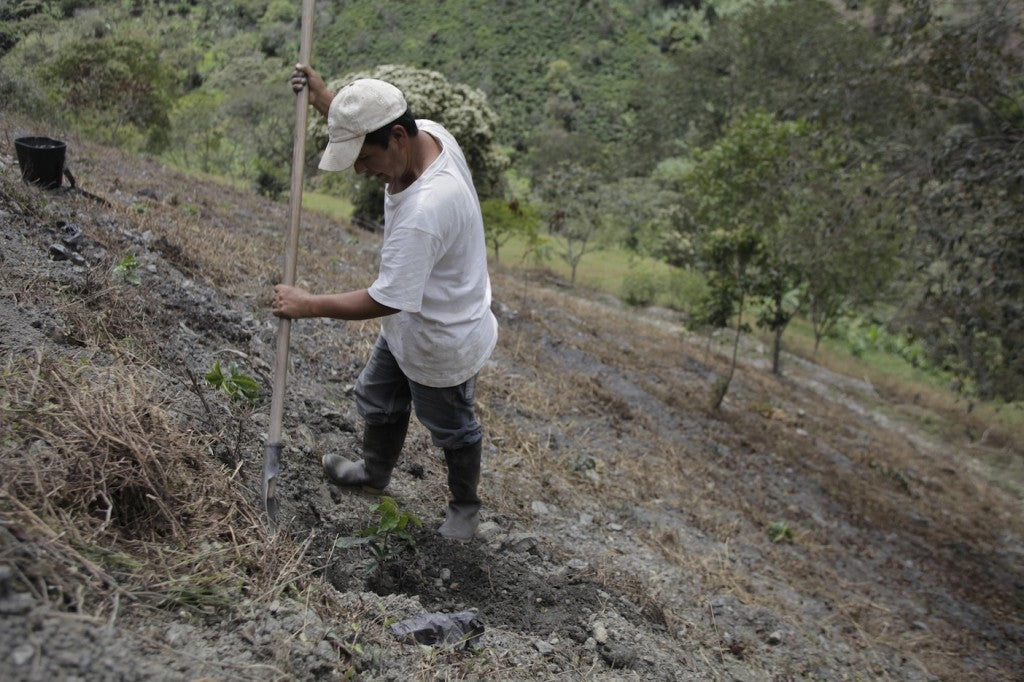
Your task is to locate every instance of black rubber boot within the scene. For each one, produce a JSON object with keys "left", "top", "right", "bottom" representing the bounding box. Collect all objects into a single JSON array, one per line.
[
  {"left": 438, "top": 441, "right": 482, "bottom": 541},
  {"left": 322, "top": 413, "right": 410, "bottom": 493}
]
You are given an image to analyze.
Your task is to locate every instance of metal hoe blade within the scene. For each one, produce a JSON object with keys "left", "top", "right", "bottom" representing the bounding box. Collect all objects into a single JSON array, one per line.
[{"left": 263, "top": 442, "right": 282, "bottom": 526}]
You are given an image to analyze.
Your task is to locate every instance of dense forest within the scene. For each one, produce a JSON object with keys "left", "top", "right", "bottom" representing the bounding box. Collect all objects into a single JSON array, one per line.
[{"left": 1, "top": 0, "right": 1021, "bottom": 403}]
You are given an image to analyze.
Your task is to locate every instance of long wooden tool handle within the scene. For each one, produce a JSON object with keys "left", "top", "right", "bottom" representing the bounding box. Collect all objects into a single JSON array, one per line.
[{"left": 267, "top": 0, "right": 315, "bottom": 447}]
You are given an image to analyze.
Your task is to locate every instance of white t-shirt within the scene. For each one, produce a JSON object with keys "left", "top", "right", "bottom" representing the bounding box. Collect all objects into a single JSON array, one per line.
[{"left": 367, "top": 120, "right": 498, "bottom": 387}]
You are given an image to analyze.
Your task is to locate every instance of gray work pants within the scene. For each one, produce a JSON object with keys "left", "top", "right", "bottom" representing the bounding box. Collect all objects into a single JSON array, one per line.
[{"left": 354, "top": 335, "right": 482, "bottom": 450}]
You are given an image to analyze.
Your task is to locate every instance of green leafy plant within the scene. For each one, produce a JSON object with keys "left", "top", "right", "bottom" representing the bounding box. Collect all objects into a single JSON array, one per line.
[
  {"left": 335, "top": 496, "right": 422, "bottom": 578},
  {"left": 112, "top": 254, "right": 141, "bottom": 285},
  {"left": 767, "top": 520, "right": 795, "bottom": 544},
  {"left": 204, "top": 360, "right": 260, "bottom": 406}
]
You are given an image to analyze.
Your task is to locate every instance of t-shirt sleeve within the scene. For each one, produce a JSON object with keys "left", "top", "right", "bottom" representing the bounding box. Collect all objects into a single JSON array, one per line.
[{"left": 367, "top": 226, "right": 441, "bottom": 313}]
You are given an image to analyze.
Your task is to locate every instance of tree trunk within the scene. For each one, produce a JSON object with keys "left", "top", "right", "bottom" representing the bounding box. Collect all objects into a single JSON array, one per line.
[
  {"left": 772, "top": 325, "right": 783, "bottom": 374},
  {"left": 712, "top": 296, "right": 744, "bottom": 410}
]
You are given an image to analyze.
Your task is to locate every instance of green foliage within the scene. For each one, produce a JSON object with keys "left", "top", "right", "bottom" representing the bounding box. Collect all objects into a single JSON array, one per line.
[
  {"left": 684, "top": 110, "right": 803, "bottom": 331},
  {"left": 621, "top": 267, "right": 658, "bottom": 307},
  {"left": 481, "top": 197, "right": 540, "bottom": 264},
  {"left": 204, "top": 360, "right": 260, "bottom": 406},
  {"left": 618, "top": 258, "right": 705, "bottom": 311},
  {"left": 767, "top": 520, "right": 794, "bottom": 544},
  {"left": 253, "top": 158, "right": 287, "bottom": 200},
  {"left": 646, "top": 0, "right": 907, "bottom": 153},
  {"left": 529, "top": 151, "right": 612, "bottom": 286},
  {"left": 887, "top": 1, "right": 1024, "bottom": 401},
  {"left": 784, "top": 139, "right": 902, "bottom": 356},
  {"left": 0, "top": 21, "right": 19, "bottom": 57},
  {"left": 165, "top": 90, "right": 227, "bottom": 174},
  {"left": 41, "top": 34, "right": 177, "bottom": 151},
  {"left": 111, "top": 254, "right": 140, "bottom": 285},
  {"left": 683, "top": 108, "right": 899, "bottom": 374},
  {"left": 315, "top": 0, "right": 663, "bottom": 166},
  {"left": 831, "top": 315, "right": 931, "bottom": 372},
  {"left": 335, "top": 496, "right": 422, "bottom": 578}
]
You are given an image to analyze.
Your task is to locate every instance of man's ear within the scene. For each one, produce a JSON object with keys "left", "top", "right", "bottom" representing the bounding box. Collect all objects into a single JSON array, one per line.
[{"left": 390, "top": 124, "right": 410, "bottom": 147}]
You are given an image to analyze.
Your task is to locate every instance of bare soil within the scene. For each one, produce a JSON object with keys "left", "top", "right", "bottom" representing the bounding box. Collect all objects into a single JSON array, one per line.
[{"left": 1, "top": 117, "right": 1022, "bottom": 681}]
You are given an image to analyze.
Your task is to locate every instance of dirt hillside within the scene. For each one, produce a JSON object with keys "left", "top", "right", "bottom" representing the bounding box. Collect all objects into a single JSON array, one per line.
[{"left": 1, "top": 116, "right": 1023, "bottom": 681}]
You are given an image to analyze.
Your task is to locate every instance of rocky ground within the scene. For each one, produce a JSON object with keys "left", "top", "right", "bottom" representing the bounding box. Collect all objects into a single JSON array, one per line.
[{"left": 1, "top": 117, "right": 1023, "bottom": 681}]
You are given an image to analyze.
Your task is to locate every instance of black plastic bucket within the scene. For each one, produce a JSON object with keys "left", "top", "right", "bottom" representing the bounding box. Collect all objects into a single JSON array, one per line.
[{"left": 14, "top": 136, "right": 67, "bottom": 189}]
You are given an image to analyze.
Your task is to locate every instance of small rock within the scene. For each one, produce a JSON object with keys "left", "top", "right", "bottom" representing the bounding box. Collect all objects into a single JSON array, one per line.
[
  {"left": 440, "top": 568, "right": 451, "bottom": 581},
  {"left": 766, "top": 630, "right": 783, "bottom": 645},
  {"left": 503, "top": 532, "right": 540, "bottom": 555},
  {"left": 165, "top": 622, "right": 194, "bottom": 647},
  {"left": 566, "top": 558, "right": 588, "bottom": 571},
  {"left": 531, "top": 500, "right": 553, "bottom": 516},
  {"left": 534, "top": 640, "right": 554, "bottom": 655},
  {"left": 476, "top": 521, "right": 502, "bottom": 542},
  {"left": 10, "top": 643, "right": 34, "bottom": 666},
  {"left": 598, "top": 642, "right": 637, "bottom": 669},
  {"left": 48, "top": 243, "right": 72, "bottom": 261},
  {"left": 60, "top": 223, "right": 84, "bottom": 249},
  {"left": 592, "top": 622, "right": 608, "bottom": 644}
]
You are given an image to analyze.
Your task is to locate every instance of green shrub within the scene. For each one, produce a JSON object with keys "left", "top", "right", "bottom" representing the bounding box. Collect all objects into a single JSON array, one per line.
[{"left": 621, "top": 268, "right": 658, "bottom": 307}]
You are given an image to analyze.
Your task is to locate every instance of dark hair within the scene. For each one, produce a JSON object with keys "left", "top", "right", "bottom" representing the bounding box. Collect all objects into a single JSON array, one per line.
[{"left": 364, "top": 107, "right": 418, "bottom": 148}]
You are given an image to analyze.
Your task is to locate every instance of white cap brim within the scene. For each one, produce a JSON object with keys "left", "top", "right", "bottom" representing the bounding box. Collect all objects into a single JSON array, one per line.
[{"left": 318, "top": 135, "right": 363, "bottom": 172}]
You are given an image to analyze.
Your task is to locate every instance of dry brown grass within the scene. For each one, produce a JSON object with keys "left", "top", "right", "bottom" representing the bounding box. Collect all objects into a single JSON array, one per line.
[
  {"left": 0, "top": 128, "right": 357, "bottom": 636},
  {"left": 1, "top": 351, "right": 244, "bottom": 611}
]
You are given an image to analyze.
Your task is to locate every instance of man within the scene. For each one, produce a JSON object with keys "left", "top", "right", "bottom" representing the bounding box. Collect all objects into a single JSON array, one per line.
[{"left": 273, "top": 64, "right": 498, "bottom": 541}]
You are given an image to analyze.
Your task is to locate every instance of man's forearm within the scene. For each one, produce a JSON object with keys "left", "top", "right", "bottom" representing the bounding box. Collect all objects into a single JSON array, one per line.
[
  {"left": 308, "top": 289, "right": 397, "bottom": 320},
  {"left": 310, "top": 88, "right": 335, "bottom": 117}
]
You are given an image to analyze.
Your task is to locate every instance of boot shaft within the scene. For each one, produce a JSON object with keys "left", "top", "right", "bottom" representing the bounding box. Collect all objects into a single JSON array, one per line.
[
  {"left": 443, "top": 440, "right": 481, "bottom": 505},
  {"left": 361, "top": 412, "right": 411, "bottom": 479}
]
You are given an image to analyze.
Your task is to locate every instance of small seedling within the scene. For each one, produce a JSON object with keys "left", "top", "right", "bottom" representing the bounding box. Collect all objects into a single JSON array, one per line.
[
  {"left": 112, "top": 254, "right": 141, "bottom": 285},
  {"left": 336, "top": 496, "right": 422, "bottom": 578},
  {"left": 767, "top": 520, "right": 795, "bottom": 544},
  {"left": 204, "top": 360, "right": 260, "bottom": 405}
]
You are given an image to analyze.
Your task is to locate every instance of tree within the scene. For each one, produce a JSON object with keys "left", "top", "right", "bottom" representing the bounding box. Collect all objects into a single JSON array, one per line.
[
  {"left": 530, "top": 157, "right": 607, "bottom": 287},
  {"left": 883, "top": 0, "right": 1024, "bottom": 400},
  {"left": 684, "top": 109, "right": 808, "bottom": 383},
  {"left": 699, "top": 226, "right": 761, "bottom": 409},
  {"left": 43, "top": 34, "right": 177, "bottom": 151},
  {"left": 784, "top": 144, "right": 901, "bottom": 358},
  {"left": 165, "top": 90, "right": 227, "bottom": 174},
  {"left": 642, "top": 0, "right": 907, "bottom": 156},
  {"left": 480, "top": 197, "right": 540, "bottom": 264}
]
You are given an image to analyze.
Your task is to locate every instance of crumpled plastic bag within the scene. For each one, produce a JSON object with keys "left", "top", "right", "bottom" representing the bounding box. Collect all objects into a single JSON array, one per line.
[{"left": 389, "top": 609, "right": 484, "bottom": 650}]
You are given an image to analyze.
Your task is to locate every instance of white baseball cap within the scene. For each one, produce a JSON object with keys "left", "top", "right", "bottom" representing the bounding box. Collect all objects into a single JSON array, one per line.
[{"left": 318, "top": 78, "right": 408, "bottom": 171}]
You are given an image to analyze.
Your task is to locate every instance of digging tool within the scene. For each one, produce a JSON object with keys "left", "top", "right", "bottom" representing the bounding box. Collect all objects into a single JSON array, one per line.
[{"left": 263, "top": 0, "right": 315, "bottom": 528}]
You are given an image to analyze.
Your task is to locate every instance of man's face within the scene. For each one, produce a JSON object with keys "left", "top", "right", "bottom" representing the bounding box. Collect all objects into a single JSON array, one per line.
[
  {"left": 354, "top": 139, "right": 397, "bottom": 182},
  {"left": 352, "top": 130, "right": 404, "bottom": 184}
]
